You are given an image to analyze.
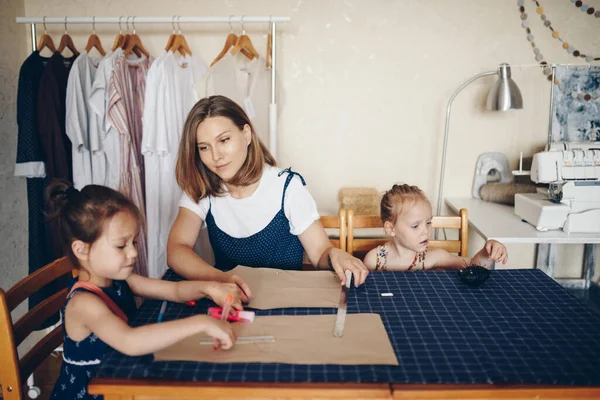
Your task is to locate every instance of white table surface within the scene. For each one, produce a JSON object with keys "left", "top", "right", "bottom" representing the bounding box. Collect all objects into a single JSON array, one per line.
[{"left": 446, "top": 198, "right": 600, "bottom": 245}]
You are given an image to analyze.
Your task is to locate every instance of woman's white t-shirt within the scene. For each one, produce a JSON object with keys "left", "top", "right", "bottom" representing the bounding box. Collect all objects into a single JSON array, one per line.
[{"left": 178, "top": 165, "right": 320, "bottom": 238}]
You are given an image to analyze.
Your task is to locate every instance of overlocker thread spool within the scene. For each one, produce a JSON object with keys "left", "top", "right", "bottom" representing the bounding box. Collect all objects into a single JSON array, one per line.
[{"left": 479, "top": 183, "right": 537, "bottom": 205}]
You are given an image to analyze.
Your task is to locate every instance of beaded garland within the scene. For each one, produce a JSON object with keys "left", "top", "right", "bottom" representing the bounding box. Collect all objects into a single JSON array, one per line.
[
  {"left": 569, "top": 0, "right": 600, "bottom": 18},
  {"left": 518, "top": 0, "right": 554, "bottom": 80},
  {"left": 533, "top": 0, "right": 600, "bottom": 62},
  {"left": 518, "top": 0, "right": 600, "bottom": 84}
]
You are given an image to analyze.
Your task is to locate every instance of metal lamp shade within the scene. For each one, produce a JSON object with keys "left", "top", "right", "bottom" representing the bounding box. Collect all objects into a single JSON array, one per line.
[{"left": 486, "top": 63, "right": 524, "bottom": 111}]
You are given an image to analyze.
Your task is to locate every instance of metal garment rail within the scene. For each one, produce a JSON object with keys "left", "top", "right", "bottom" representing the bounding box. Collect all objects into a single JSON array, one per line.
[{"left": 15, "top": 15, "right": 291, "bottom": 157}]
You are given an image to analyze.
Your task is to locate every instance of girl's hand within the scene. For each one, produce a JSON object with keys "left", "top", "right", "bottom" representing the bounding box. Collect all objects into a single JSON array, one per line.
[
  {"left": 228, "top": 274, "right": 253, "bottom": 303},
  {"left": 197, "top": 315, "right": 236, "bottom": 350},
  {"left": 206, "top": 282, "right": 246, "bottom": 311},
  {"left": 485, "top": 240, "right": 508, "bottom": 264},
  {"left": 329, "top": 247, "right": 369, "bottom": 287}
]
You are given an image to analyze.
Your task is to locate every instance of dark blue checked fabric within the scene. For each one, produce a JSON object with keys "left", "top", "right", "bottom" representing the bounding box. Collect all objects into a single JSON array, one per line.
[{"left": 94, "top": 269, "right": 600, "bottom": 385}]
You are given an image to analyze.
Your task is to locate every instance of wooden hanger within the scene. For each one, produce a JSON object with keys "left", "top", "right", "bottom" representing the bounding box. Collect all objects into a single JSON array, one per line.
[
  {"left": 116, "top": 16, "right": 133, "bottom": 52},
  {"left": 265, "top": 17, "right": 272, "bottom": 68},
  {"left": 164, "top": 17, "right": 177, "bottom": 51},
  {"left": 57, "top": 18, "right": 79, "bottom": 57},
  {"left": 265, "top": 32, "right": 272, "bottom": 69},
  {"left": 112, "top": 16, "right": 124, "bottom": 52},
  {"left": 231, "top": 34, "right": 259, "bottom": 59},
  {"left": 120, "top": 34, "right": 142, "bottom": 57},
  {"left": 37, "top": 17, "right": 56, "bottom": 53},
  {"left": 123, "top": 17, "right": 149, "bottom": 57},
  {"left": 211, "top": 17, "right": 239, "bottom": 66},
  {"left": 211, "top": 32, "right": 238, "bottom": 66},
  {"left": 230, "top": 17, "right": 259, "bottom": 60},
  {"left": 171, "top": 34, "right": 193, "bottom": 56},
  {"left": 169, "top": 17, "right": 192, "bottom": 56},
  {"left": 85, "top": 17, "right": 106, "bottom": 56}
]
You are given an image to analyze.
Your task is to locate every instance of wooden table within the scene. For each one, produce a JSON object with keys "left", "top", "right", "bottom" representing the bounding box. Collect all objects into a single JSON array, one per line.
[
  {"left": 89, "top": 269, "right": 600, "bottom": 399},
  {"left": 89, "top": 380, "right": 600, "bottom": 399}
]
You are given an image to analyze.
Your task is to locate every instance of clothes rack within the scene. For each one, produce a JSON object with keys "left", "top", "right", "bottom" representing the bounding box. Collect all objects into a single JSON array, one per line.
[{"left": 16, "top": 15, "right": 291, "bottom": 158}]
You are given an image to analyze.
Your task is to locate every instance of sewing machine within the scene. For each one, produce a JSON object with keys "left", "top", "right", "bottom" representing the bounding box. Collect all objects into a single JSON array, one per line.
[{"left": 514, "top": 142, "right": 600, "bottom": 233}]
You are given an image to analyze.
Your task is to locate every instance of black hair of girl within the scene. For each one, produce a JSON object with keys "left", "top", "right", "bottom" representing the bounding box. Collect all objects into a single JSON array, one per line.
[{"left": 46, "top": 180, "right": 143, "bottom": 268}]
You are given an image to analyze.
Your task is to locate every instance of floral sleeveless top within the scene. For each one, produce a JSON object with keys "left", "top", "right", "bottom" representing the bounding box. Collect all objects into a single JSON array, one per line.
[{"left": 374, "top": 243, "right": 427, "bottom": 271}]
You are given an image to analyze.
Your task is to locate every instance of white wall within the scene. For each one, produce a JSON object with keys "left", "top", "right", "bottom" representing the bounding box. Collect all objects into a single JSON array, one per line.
[{"left": 6, "top": 0, "right": 599, "bottom": 277}]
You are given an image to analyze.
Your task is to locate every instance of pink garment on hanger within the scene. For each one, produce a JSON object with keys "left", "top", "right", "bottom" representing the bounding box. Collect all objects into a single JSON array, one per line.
[{"left": 108, "top": 54, "right": 153, "bottom": 277}]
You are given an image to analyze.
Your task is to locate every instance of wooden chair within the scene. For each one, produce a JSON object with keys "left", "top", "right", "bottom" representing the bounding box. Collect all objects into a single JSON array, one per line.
[
  {"left": 321, "top": 208, "right": 347, "bottom": 252},
  {"left": 347, "top": 208, "right": 469, "bottom": 260},
  {"left": 302, "top": 209, "right": 347, "bottom": 269},
  {"left": 0, "top": 257, "right": 74, "bottom": 400}
]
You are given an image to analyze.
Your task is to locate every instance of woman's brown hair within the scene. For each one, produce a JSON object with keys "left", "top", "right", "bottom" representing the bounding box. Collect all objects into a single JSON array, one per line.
[
  {"left": 380, "top": 184, "right": 430, "bottom": 224},
  {"left": 176, "top": 95, "right": 276, "bottom": 202},
  {"left": 46, "top": 180, "right": 143, "bottom": 268}
]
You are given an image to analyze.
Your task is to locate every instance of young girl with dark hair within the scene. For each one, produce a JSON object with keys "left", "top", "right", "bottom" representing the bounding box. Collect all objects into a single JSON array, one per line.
[{"left": 47, "top": 180, "right": 242, "bottom": 400}]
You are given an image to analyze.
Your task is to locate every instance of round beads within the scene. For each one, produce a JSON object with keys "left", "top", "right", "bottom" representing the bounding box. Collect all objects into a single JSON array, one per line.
[
  {"left": 532, "top": 0, "right": 600, "bottom": 62},
  {"left": 519, "top": 2, "right": 553, "bottom": 78},
  {"left": 572, "top": 0, "right": 600, "bottom": 18},
  {"left": 519, "top": 0, "right": 600, "bottom": 82}
]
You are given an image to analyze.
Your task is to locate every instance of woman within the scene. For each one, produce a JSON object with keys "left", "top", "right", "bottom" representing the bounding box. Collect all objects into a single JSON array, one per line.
[{"left": 167, "top": 96, "right": 368, "bottom": 298}]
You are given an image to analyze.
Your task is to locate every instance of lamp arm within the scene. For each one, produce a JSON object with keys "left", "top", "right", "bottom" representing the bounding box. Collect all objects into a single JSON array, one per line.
[{"left": 435, "top": 70, "right": 498, "bottom": 223}]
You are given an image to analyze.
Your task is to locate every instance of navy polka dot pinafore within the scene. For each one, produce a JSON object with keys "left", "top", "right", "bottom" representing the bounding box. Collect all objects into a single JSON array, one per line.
[
  {"left": 50, "top": 280, "right": 136, "bottom": 400},
  {"left": 206, "top": 168, "right": 307, "bottom": 271}
]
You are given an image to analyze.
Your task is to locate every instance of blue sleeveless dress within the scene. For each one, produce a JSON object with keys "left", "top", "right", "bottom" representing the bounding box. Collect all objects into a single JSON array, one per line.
[
  {"left": 50, "top": 280, "right": 136, "bottom": 400},
  {"left": 206, "top": 168, "right": 308, "bottom": 271}
]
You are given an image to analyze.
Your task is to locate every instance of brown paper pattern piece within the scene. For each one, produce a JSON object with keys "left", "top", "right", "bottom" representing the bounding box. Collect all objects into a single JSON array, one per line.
[
  {"left": 227, "top": 266, "right": 342, "bottom": 309},
  {"left": 155, "top": 313, "right": 398, "bottom": 366}
]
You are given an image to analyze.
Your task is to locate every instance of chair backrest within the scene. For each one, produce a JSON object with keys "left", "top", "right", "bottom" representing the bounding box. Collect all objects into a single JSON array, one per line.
[
  {"left": 320, "top": 208, "right": 347, "bottom": 252},
  {"left": 347, "top": 208, "right": 468, "bottom": 260},
  {"left": 0, "top": 257, "right": 74, "bottom": 400},
  {"left": 302, "top": 209, "right": 347, "bottom": 269}
]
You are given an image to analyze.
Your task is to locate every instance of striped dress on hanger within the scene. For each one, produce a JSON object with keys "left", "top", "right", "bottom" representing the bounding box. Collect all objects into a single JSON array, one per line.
[{"left": 108, "top": 54, "right": 153, "bottom": 277}]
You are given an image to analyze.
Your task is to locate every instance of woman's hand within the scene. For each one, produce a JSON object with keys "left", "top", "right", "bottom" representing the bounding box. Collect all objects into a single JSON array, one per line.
[
  {"left": 328, "top": 247, "right": 369, "bottom": 287},
  {"left": 485, "top": 240, "right": 508, "bottom": 264},
  {"left": 206, "top": 282, "right": 247, "bottom": 311},
  {"left": 197, "top": 315, "right": 236, "bottom": 350}
]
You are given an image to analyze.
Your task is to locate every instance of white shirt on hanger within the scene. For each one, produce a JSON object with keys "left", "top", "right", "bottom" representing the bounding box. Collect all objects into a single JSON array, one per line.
[
  {"left": 66, "top": 51, "right": 102, "bottom": 189},
  {"left": 179, "top": 165, "right": 320, "bottom": 238},
  {"left": 143, "top": 51, "right": 208, "bottom": 279},
  {"left": 89, "top": 48, "right": 123, "bottom": 190},
  {"left": 195, "top": 52, "right": 274, "bottom": 146}
]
